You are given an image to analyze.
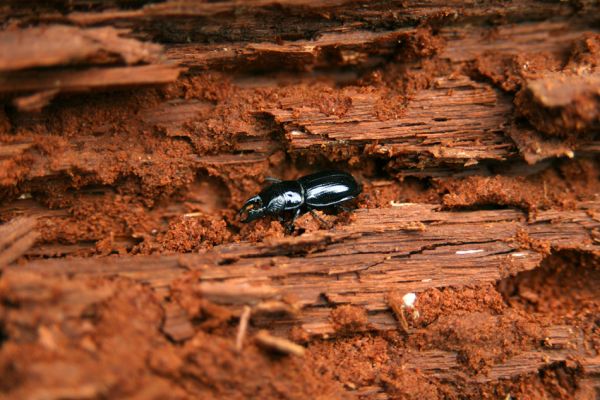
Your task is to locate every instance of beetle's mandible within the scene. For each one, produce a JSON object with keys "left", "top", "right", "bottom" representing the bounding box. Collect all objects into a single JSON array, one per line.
[{"left": 238, "top": 170, "right": 361, "bottom": 231}]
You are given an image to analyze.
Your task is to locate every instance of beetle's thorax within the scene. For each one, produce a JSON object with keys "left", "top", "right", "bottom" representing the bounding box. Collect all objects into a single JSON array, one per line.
[{"left": 260, "top": 180, "right": 304, "bottom": 215}]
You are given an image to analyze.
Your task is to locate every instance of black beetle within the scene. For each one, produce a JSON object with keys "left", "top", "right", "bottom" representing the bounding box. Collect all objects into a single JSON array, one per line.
[{"left": 238, "top": 170, "right": 361, "bottom": 231}]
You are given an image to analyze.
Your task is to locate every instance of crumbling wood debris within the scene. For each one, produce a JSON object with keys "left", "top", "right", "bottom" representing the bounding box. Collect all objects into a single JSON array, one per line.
[
  {"left": 160, "top": 302, "right": 195, "bottom": 342},
  {"left": 1, "top": 1, "right": 600, "bottom": 397},
  {"left": 166, "top": 29, "right": 415, "bottom": 70},
  {"left": 264, "top": 75, "right": 516, "bottom": 164},
  {"left": 2, "top": 266, "right": 597, "bottom": 394},
  {"left": 515, "top": 72, "right": 600, "bottom": 138},
  {"left": 61, "top": 0, "right": 588, "bottom": 42},
  {"left": 13, "top": 202, "right": 600, "bottom": 335},
  {"left": 0, "top": 25, "right": 182, "bottom": 102},
  {"left": 404, "top": 329, "right": 599, "bottom": 383},
  {"left": 1, "top": 207, "right": 598, "bottom": 392},
  {"left": 0, "top": 16, "right": 597, "bottom": 195},
  {"left": 5, "top": 69, "right": 595, "bottom": 198},
  {"left": 0, "top": 25, "right": 163, "bottom": 72},
  {"left": 1, "top": 64, "right": 184, "bottom": 94}
]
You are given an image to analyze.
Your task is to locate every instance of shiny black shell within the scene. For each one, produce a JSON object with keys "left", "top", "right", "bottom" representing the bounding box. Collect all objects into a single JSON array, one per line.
[
  {"left": 238, "top": 170, "right": 361, "bottom": 226},
  {"left": 258, "top": 180, "right": 303, "bottom": 214},
  {"left": 298, "top": 171, "right": 361, "bottom": 209}
]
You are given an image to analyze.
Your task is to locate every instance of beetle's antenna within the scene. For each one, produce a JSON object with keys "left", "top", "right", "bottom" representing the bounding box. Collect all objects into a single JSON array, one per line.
[{"left": 264, "top": 176, "right": 282, "bottom": 183}]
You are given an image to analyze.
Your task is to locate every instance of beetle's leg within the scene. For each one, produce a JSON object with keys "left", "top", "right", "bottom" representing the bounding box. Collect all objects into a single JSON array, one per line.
[
  {"left": 336, "top": 205, "right": 352, "bottom": 213},
  {"left": 285, "top": 208, "right": 302, "bottom": 234},
  {"left": 309, "top": 209, "right": 332, "bottom": 229}
]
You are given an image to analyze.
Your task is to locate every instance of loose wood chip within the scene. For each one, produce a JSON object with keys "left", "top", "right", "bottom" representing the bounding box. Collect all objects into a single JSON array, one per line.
[
  {"left": 235, "top": 305, "right": 252, "bottom": 351},
  {"left": 254, "top": 330, "right": 305, "bottom": 357}
]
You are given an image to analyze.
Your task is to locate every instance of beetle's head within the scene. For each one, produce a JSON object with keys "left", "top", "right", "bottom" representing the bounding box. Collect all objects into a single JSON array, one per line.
[{"left": 238, "top": 195, "right": 265, "bottom": 223}]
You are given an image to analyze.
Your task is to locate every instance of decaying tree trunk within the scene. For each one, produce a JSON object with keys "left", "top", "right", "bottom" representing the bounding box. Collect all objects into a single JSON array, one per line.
[{"left": 1, "top": 1, "right": 599, "bottom": 399}]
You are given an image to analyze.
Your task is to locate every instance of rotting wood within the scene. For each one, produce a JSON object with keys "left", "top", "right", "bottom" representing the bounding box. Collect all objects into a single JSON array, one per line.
[
  {"left": 0, "top": 17, "right": 597, "bottom": 198},
  {"left": 0, "top": 217, "right": 38, "bottom": 266},
  {"left": 60, "top": 0, "right": 590, "bottom": 43},
  {"left": 404, "top": 328, "right": 600, "bottom": 383},
  {"left": 11, "top": 202, "right": 600, "bottom": 335},
  {"left": 261, "top": 75, "right": 599, "bottom": 166},
  {"left": 0, "top": 64, "right": 183, "bottom": 94},
  {"left": 515, "top": 72, "right": 600, "bottom": 137},
  {"left": 1, "top": 92, "right": 597, "bottom": 198},
  {"left": 264, "top": 75, "right": 515, "bottom": 163},
  {"left": 166, "top": 20, "right": 596, "bottom": 72},
  {"left": 1, "top": 244, "right": 598, "bottom": 393},
  {"left": 0, "top": 25, "right": 163, "bottom": 72},
  {"left": 439, "top": 21, "right": 595, "bottom": 66},
  {"left": 166, "top": 29, "right": 415, "bottom": 70},
  {"left": 1, "top": 2, "right": 600, "bottom": 397},
  {"left": 0, "top": 24, "right": 182, "bottom": 99},
  {"left": 508, "top": 126, "right": 577, "bottom": 165}
]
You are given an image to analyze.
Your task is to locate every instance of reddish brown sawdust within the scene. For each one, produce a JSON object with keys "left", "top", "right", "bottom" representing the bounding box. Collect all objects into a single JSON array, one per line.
[
  {"left": 499, "top": 251, "right": 600, "bottom": 355},
  {"left": 305, "top": 276, "right": 596, "bottom": 399},
  {"left": 141, "top": 213, "right": 232, "bottom": 253},
  {"left": 330, "top": 305, "right": 370, "bottom": 334},
  {"left": 0, "top": 273, "right": 348, "bottom": 399},
  {"left": 440, "top": 158, "right": 600, "bottom": 213},
  {"left": 411, "top": 309, "right": 545, "bottom": 374},
  {"left": 410, "top": 284, "right": 545, "bottom": 375},
  {"left": 6, "top": 155, "right": 596, "bottom": 258},
  {"left": 414, "top": 284, "right": 506, "bottom": 327},
  {"left": 2, "top": 59, "right": 599, "bottom": 255},
  {"left": 7, "top": 258, "right": 593, "bottom": 399}
]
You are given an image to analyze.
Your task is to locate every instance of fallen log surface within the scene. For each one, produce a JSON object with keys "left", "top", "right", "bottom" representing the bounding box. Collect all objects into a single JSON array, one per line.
[
  {"left": 2, "top": 1, "right": 600, "bottom": 398},
  {"left": 14, "top": 202, "right": 600, "bottom": 334}
]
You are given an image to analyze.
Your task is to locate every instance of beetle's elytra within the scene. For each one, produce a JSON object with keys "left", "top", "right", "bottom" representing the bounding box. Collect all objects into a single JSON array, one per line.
[{"left": 238, "top": 170, "right": 361, "bottom": 231}]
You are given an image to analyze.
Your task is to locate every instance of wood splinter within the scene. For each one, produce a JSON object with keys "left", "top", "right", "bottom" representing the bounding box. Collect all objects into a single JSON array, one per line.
[
  {"left": 235, "top": 305, "right": 252, "bottom": 352},
  {"left": 255, "top": 330, "right": 306, "bottom": 357}
]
